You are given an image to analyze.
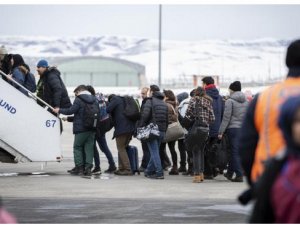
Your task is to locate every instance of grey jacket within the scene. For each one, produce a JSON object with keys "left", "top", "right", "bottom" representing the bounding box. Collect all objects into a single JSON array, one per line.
[{"left": 219, "top": 91, "right": 248, "bottom": 134}]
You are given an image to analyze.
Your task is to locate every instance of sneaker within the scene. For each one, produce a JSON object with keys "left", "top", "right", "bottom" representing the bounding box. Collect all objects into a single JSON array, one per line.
[
  {"left": 92, "top": 167, "right": 102, "bottom": 175},
  {"left": 69, "top": 166, "right": 84, "bottom": 176},
  {"left": 83, "top": 168, "right": 92, "bottom": 177},
  {"left": 105, "top": 165, "right": 117, "bottom": 173},
  {"left": 224, "top": 172, "right": 233, "bottom": 181},
  {"left": 178, "top": 166, "right": 187, "bottom": 173},
  {"left": 231, "top": 176, "right": 244, "bottom": 183},
  {"left": 114, "top": 170, "right": 132, "bottom": 176},
  {"left": 149, "top": 174, "right": 164, "bottom": 179},
  {"left": 67, "top": 167, "right": 77, "bottom": 173}
]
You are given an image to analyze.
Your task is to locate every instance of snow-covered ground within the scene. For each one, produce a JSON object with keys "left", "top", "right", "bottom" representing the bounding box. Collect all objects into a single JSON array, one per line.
[{"left": 0, "top": 35, "right": 290, "bottom": 84}]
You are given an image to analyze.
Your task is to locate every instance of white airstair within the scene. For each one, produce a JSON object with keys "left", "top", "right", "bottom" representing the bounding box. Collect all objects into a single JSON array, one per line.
[{"left": 0, "top": 71, "right": 62, "bottom": 163}]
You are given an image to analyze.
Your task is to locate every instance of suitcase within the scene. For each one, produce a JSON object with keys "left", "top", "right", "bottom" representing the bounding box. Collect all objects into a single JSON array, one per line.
[{"left": 126, "top": 145, "right": 140, "bottom": 175}]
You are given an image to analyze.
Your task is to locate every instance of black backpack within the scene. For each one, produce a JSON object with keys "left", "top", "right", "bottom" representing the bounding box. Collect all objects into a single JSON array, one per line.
[
  {"left": 123, "top": 96, "right": 141, "bottom": 121},
  {"left": 78, "top": 96, "right": 100, "bottom": 130},
  {"left": 24, "top": 72, "right": 37, "bottom": 93}
]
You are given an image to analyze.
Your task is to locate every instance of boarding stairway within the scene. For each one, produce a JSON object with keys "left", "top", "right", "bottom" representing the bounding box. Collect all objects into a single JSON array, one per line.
[{"left": 0, "top": 71, "right": 62, "bottom": 163}]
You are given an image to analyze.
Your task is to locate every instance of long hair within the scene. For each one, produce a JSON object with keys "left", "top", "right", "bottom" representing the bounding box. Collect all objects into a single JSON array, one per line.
[{"left": 12, "top": 54, "right": 25, "bottom": 69}]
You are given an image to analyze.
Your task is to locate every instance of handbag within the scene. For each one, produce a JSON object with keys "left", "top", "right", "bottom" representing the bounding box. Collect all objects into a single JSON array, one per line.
[
  {"left": 164, "top": 106, "right": 185, "bottom": 142},
  {"left": 136, "top": 101, "right": 160, "bottom": 141}
]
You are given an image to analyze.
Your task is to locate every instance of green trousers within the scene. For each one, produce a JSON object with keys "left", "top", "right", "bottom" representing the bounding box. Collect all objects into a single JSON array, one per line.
[{"left": 73, "top": 131, "right": 95, "bottom": 169}]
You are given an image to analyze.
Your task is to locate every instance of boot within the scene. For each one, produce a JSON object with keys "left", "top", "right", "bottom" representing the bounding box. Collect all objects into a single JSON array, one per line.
[
  {"left": 193, "top": 174, "right": 202, "bottom": 183},
  {"left": 178, "top": 165, "right": 187, "bottom": 173},
  {"left": 169, "top": 166, "right": 179, "bottom": 175},
  {"left": 200, "top": 173, "right": 204, "bottom": 182},
  {"left": 231, "top": 176, "right": 244, "bottom": 183}
]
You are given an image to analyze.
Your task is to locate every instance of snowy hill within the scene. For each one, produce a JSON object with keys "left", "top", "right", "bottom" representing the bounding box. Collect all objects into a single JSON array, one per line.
[{"left": 0, "top": 35, "right": 290, "bottom": 83}]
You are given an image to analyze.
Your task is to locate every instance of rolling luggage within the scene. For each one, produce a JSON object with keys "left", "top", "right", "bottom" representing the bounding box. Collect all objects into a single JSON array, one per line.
[{"left": 126, "top": 145, "right": 140, "bottom": 175}]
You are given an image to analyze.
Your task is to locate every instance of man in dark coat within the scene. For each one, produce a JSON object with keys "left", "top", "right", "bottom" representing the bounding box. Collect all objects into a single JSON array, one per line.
[
  {"left": 53, "top": 85, "right": 98, "bottom": 177},
  {"left": 36, "top": 59, "right": 71, "bottom": 109},
  {"left": 106, "top": 94, "right": 136, "bottom": 175},
  {"left": 202, "top": 76, "right": 224, "bottom": 179}
]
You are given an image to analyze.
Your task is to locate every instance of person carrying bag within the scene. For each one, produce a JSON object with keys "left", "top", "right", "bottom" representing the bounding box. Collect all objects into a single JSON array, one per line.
[{"left": 184, "top": 87, "right": 215, "bottom": 183}]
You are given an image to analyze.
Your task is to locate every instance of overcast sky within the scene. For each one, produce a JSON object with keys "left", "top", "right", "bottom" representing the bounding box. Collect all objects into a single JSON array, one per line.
[{"left": 0, "top": 4, "right": 300, "bottom": 40}]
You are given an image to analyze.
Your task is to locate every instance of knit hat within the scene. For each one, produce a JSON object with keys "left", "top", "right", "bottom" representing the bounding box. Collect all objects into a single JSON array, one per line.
[
  {"left": 37, "top": 59, "right": 48, "bottom": 68},
  {"left": 229, "top": 81, "right": 241, "bottom": 92}
]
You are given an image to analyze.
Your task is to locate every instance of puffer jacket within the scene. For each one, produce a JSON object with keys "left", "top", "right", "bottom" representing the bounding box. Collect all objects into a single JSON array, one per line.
[
  {"left": 219, "top": 91, "right": 248, "bottom": 134},
  {"left": 42, "top": 67, "right": 71, "bottom": 108},
  {"left": 59, "top": 91, "right": 98, "bottom": 134},
  {"left": 165, "top": 100, "right": 178, "bottom": 124},
  {"left": 138, "top": 91, "right": 169, "bottom": 132}
]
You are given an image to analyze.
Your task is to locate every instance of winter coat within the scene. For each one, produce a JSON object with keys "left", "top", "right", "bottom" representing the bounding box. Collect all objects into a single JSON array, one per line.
[
  {"left": 42, "top": 67, "right": 71, "bottom": 108},
  {"left": 11, "top": 67, "right": 27, "bottom": 95},
  {"left": 165, "top": 100, "right": 178, "bottom": 124},
  {"left": 138, "top": 91, "right": 169, "bottom": 132},
  {"left": 219, "top": 91, "right": 248, "bottom": 134},
  {"left": 205, "top": 86, "right": 224, "bottom": 137},
  {"left": 185, "top": 96, "right": 215, "bottom": 126},
  {"left": 59, "top": 91, "right": 98, "bottom": 134},
  {"left": 106, "top": 95, "right": 135, "bottom": 138}
]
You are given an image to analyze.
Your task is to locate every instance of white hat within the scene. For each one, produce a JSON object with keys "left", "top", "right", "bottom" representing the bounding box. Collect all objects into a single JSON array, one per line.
[{"left": 0, "top": 45, "right": 8, "bottom": 55}]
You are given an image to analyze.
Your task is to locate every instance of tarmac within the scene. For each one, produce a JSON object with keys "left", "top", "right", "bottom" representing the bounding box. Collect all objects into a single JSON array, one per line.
[{"left": 0, "top": 122, "right": 252, "bottom": 223}]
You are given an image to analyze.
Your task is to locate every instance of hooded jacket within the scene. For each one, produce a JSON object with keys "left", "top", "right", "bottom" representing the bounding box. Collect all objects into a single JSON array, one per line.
[
  {"left": 219, "top": 91, "right": 248, "bottom": 134},
  {"left": 138, "top": 91, "right": 169, "bottom": 132},
  {"left": 106, "top": 95, "right": 135, "bottom": 138},
  {"left": 205, "top": 85, "right": 224, "bottom": 137},
  {"left": 59, "top": 91, "right": 98, "bottom": 134},
  {"left": 165, "top": 100, "right": 178, "bottom": 124},
  {"left": 42, "top": 67, "right": 71, "bottom": 108}
]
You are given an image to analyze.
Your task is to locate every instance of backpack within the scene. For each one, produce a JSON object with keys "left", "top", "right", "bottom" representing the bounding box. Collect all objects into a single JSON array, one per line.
[
  {"left": 78, "top": 96, "right": 100, "bottom": 130},
  {"left": 24, "top": 72, "right": 36, "bottom": 93},
  {"left": 123, "top": 96, "right": 141, "bottom": 121},
  {"left": 95, "top": 93, "right": 113, "bottom": 134}
]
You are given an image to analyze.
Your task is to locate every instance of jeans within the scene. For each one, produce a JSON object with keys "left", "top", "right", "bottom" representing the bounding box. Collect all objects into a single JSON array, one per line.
[
  {"left": 141, "top": 141, "right": 150, "bottom": 169},
  {"left": 146, "top": 132, "right": 165, "bottom": 176},
  {"left": 73, "top": 131, "right": 95, "bottom": 169},
  {"left": 192, "top": 146, "right": 205, "bottom": 174},
  {"left": 160, "top": 141, "right": 177, "bottom": 168},
  {"left": 94, "top": 133, "right": 116, "bottom": 169},
  {"left": 227, "top": 128, "right": 243, "bottom": 177}
]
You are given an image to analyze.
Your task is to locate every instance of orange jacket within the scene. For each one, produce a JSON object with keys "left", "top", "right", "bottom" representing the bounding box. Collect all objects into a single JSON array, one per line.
[{"left": 252, "top": 78, "right": 300, "bottom": 182}]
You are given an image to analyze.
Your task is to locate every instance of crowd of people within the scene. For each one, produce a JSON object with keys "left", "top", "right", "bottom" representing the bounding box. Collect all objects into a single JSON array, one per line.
[{"left": 1, "top": 39, "right": 300, "bottom": 222}]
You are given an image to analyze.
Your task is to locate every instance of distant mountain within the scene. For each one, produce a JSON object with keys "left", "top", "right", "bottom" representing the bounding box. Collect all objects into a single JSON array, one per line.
[{"left": 0, "top": 35, "right": 290, "bottom": 83}]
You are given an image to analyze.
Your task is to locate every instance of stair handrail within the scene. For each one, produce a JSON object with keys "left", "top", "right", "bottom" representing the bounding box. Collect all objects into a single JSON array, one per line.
[{"left": 0, "top": 69, "right": 55, "bottom": 112}]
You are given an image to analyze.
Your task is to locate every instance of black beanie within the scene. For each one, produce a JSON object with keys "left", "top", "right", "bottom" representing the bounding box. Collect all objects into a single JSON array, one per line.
[
  {"left": 150, "top": 84, "right": 160, "bottom": 92},
  {"left": 229, "top": 81, "right": 241, "bottom": 92},
  {"left": 286, "top": 40, "right": 300, "bottom": 69}
]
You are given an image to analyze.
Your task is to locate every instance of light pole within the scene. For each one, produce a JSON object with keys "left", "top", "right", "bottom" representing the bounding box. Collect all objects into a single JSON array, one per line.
[{"left": 158, "top": 4, "right": 162, "bottom": 87}]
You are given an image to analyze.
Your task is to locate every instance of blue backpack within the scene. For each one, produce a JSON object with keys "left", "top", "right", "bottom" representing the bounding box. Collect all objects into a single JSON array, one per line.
[
  {"left": 24, "top": 72, "right": 37, "bottom": 93},
  {"left": 95, "top": 93, "right": 113, "bottom": 134}
]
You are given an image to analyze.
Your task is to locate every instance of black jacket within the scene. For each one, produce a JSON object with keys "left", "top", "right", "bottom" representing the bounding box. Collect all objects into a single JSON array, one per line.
[
  {"left": 138, "top": 91, "right": 168, "bottom": 132},
  {"left": 106, "top": 95, "right": 135, "bottom": 138},
  {"left": 59, "top": 92, "right": 98, "bottom": 134},
  {"left": 42, "top": 67, "right": 71, "bottom": 108}
]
